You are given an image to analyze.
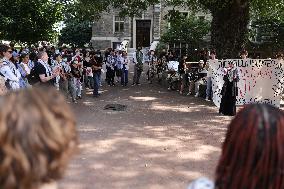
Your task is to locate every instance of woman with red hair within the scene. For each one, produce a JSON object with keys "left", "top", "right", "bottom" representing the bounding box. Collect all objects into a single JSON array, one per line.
[{"left": 188, "top": 103, "right": 284, "bottom": 189}]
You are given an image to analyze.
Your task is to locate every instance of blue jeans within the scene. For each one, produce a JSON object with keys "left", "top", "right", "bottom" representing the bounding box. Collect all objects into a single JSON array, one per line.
[
  {"left": 121, "top": 69, "right": 128, "bottom": 85},
  {"left": 93, "top": 72, "right": 100, "bottom": 96},
  {"left": 206, "top": 77, "right": 212, "bottom": 99}
]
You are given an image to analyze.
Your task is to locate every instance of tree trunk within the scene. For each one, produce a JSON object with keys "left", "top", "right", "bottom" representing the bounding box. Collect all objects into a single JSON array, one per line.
[{"left": 211, "top": 0, "right": 250, "bottom": 59}]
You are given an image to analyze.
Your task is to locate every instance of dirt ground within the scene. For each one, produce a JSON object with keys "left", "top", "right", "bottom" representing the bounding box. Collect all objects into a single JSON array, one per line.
[{"left": 59, "top": 69, "right": 233, "bottom": 189}]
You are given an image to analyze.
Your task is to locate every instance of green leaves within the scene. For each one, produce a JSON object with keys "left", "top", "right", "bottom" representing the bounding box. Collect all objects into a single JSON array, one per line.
[
  {"left": 161, "top": 13, "right": 210, "bottom": 46},
  {"left": 59, "top": 20, "right": 92, "bottom": 47},
  {"left": 0, "top": 0, "right": 63, "bottom": 44}
]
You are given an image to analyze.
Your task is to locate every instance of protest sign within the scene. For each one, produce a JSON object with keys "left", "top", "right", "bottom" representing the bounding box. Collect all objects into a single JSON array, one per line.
[{"left": 210, "top": 59, "right": 284, "bottom": 107}]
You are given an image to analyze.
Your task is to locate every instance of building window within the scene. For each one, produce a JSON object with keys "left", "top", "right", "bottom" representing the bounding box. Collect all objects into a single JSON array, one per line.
[{"left": 114, "top": 16, "right": 124, "bottom": 33}]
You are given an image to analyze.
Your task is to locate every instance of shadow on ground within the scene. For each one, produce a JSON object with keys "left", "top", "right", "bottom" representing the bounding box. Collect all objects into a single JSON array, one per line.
[{"left": 59, "top": 79, "right": 232, "bottom": 189}]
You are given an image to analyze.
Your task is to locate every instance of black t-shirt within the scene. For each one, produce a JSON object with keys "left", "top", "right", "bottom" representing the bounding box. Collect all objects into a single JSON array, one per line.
[
  {"left": 91, "top": 59, "right": 102, "bottom": 73},
  {"left": 35, "top": 63, "right": 55, "bottom": 86},
  {"left": 95, "top": 55, "right": 103, "bottom": 64},
  {"left": 71, "top": 64, "right": 81, "bottom": 78},
  {"left": 83, "top": 60, "right": 92, "bottom": 68}
]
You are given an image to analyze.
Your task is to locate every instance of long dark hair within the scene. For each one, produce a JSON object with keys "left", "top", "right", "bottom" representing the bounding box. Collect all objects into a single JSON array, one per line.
[{"left": 215, "top": 104, "right": 284, "bottom": 189}]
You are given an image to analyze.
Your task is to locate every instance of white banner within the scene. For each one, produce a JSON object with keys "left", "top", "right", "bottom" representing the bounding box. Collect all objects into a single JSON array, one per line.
[
  {"left": 210, "top": 59, "right": 284, "bottom": 107},
  {"left": 167, "top": 61, "right": 179, "bottom": 71}
]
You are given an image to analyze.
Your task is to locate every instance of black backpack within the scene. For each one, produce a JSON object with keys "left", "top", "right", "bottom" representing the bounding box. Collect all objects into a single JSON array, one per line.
[{"left": 27, "top": 62, "right": 40, "bottom": 85}]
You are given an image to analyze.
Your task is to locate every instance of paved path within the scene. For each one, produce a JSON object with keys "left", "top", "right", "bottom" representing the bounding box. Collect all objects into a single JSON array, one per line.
[{"left": 59, "top": 71, "right": 232, "bottom": 189}]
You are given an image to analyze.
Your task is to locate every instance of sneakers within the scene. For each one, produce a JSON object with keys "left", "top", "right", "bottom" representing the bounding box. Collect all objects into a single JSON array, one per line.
[
  {"left": 194, "top": 93, "right": 199, "bottom": 97},
  {"left": 187, "top": 92, "right": 191, "bottom": 96},
  {"left": 205, "top": 97, "right": 211, "bottom": 101}
]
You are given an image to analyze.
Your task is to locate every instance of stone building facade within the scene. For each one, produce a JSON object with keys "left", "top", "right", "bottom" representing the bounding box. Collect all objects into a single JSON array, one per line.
[{"left": 91, "top": 1, "right": 211, "bottom": 50}]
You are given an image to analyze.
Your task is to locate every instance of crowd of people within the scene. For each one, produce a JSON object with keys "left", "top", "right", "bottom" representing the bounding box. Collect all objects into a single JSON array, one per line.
[
  {"left": 0, "top": 44, "right": 127, "bottom": 102},
  {"left": 0, "top": 86, "right": 283, "bottom": 189},
  {"left": 0, "top": 44, "right": 164, "bottom": 102},
  {"left": 0, "top": 44, "right": 284, "bottom": 189},
  {"left": 0, "top": 43, "right": 243, "bottom": 116},
  {"left": 0, "top": 43, "right": 268, "bottom": 117}
]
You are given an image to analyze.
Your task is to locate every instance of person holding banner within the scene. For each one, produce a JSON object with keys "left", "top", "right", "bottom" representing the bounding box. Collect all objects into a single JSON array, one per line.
[{"left": 219, "top": 61, "right": 239, "bottom": 116}]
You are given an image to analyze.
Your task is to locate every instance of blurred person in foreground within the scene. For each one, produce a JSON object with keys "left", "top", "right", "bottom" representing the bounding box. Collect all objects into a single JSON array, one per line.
[
  {"left": 188, "top": 103, "right": 284, "bottom": 189},
  {"left": 0, "top": 87, "right": 78, "bottom": 189}
]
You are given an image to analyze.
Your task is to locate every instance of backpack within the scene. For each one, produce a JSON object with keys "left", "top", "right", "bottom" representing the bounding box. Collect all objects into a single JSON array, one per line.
[{"left": 27, "top": 62, "right": 40, "bottom": 85}]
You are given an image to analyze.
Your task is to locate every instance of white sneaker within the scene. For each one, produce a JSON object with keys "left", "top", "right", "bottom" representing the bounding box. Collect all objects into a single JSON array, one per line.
[
  {"left": 194, "top": 93, "right": 199, "bottom": 97},
  {"left": 187, "top": 92, "right": 191, "bottom": 96},
  {"left": 205, "top": 97, "right": 210, "bottom": 101}
]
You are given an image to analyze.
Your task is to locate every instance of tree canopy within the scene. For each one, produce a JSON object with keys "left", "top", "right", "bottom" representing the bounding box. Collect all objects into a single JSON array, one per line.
[
  {"left": 70, "top": 0, "right": 284, "bottom": 57},
  {"left": 1, "top": 0, "right": 283, "bottom": 57},
  {"left": 0, "top": 0, "right": 63, "bottom": 44},
  {"left": 59, "top": 20, "right": 92, "bottom": 47},
  {"left": 161, "top": 13, "right": 210, "bottom": 47}
]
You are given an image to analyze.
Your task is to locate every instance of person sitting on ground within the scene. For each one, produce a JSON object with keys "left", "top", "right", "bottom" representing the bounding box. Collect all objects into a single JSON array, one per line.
[
  {"left": 188, "top": 103, "right": 284, "bottom": 189},
  {"left": 0, "top": 87, "right": 78, "bottom": 189}
]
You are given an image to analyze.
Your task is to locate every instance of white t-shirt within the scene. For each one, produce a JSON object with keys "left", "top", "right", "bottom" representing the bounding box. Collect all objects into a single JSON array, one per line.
[
  {"left": 207, "top": 59, "right": 218, "bottom": 78},
  {"left": 121, "top": 56, "right": 130, "bottom": 70}
]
